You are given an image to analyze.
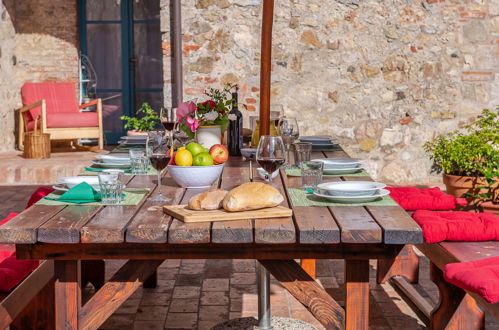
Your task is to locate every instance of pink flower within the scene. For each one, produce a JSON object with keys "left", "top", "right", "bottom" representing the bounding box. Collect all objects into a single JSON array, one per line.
[
  {"left": 186, "top": 116, "right": 199, "bottom": 132},
  {"left": 177, "top": 102, "right": 197, "bottom": 123}
]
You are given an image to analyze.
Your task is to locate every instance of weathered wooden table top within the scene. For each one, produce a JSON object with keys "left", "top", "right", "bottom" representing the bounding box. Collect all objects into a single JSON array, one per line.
[{"left": 0, "top": 149, "right": 423, "bottom": 260}]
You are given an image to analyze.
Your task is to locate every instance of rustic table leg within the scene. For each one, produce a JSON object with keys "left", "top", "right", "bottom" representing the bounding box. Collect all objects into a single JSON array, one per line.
[
  {"left": 257, "top": 262, "right": 272, "bottom": 329},
  {"left": 345, "top": 259, "right": 370, "bottom": 330},
  {"left": 377, "top": 244, "right": 419, "bottom": 284},
  {"left": 55, "top": 260, "right": 81, "bottom": 330},
  {"left": 300, "top": 259, "right": 316, "bottom": 279},
  {"left": 430, "top": 262, "right": 484, "bottom": 330}
]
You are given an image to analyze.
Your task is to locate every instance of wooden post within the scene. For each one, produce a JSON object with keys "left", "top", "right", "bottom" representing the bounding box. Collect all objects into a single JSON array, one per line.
[
  {"left": 259, "top": 0, "right": 274, "bottom": 137},
  {"left": 54, "top": 260, "right": 81, "bottom": 330},
  {"left": 170, "top": 0, "right": 183, "bottom": 108},
  {"left": 345, "top": 260, "right": 370, "bottom": 330}
]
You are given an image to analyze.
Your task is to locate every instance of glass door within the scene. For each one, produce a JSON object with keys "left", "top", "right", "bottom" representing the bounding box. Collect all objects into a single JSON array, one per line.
[{"left": 79, "top": 0, "right": 163, "bottom": 143}]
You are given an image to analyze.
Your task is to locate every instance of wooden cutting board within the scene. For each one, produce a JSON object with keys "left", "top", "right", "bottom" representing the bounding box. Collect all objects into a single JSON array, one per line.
[{"left": 163, "top": 205, "right": 293, "bottom": 223}]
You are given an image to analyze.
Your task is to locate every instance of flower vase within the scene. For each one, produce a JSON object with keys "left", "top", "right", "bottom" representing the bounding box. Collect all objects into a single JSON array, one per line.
[{"left": 196, "top": 125, "right": 222, "bottom": 149}]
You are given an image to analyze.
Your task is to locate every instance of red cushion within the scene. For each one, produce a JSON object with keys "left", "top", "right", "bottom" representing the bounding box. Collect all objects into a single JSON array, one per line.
[
  {"left": 21, "top": 82, "right": 79, "bottom": 121},
  {"left": 444, "top": 256, "right": 499, "bottom": 304},
  {"left": 412, "top": 210, "right": 499, "bottom": 243},
  {"left": 387, "top": 187, "right": 467, "bottom": 211},
  {"left": 26, "top": 112, "right": 99, "bottom": 130},
  {"left": 26, "top": 187, "right": 56, "bottom": 208}
]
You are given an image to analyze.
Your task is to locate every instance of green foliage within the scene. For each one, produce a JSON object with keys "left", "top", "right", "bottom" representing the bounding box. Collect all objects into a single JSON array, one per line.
[
  {"left": 120, "top": 103, "right": 159, "bottom": 132},
  {"left": 424, "top": 108, "right": 498, "bottom": 201}
]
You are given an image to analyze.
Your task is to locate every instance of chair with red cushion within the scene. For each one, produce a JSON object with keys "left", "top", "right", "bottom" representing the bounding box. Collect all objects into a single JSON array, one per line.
[{"left": 18, "top": 82, "right": 103, "bottom": 150}]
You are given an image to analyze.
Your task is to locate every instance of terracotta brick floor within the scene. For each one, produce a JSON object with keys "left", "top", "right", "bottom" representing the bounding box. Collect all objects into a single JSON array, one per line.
[{"left": 2, "top": 186, "right": 498, "bottom": 329}]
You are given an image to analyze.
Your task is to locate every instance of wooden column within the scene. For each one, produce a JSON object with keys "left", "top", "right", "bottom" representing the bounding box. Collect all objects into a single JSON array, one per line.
[
  {"left": 259, "top": 0, "right": 274, "bottom": 136},
  {"left": 345, "top": 260, "right": 370, "bottom": 330},
  {"left": 54, "top": 260, "right": 81, "bottom": 330}
]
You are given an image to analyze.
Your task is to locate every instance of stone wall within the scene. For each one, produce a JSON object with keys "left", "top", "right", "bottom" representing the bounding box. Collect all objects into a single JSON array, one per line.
[
  {"left": 161, "top": 0, "right": 498, "bottom": 185},
  {"left": 0, "top": 0, "right": 79, "bottom": 152}
]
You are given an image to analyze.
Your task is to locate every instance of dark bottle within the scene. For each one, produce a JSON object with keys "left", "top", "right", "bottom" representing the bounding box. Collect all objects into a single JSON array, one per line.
[{"left": 228, "top": 87, "right": 243, "bottom": 156}]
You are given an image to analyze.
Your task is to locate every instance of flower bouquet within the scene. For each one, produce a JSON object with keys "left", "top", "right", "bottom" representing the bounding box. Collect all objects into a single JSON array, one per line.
[{"left": 177, "top": 85, "right": 234, "bottom": 139}]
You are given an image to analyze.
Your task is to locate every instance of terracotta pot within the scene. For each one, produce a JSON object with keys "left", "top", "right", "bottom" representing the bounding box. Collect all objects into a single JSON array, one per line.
[
  {"left": 127, "top": 130, "right": 149, "bottom": 136},
  {"left": 442, "top": 173, "right": 498, "bottom": 198},
  {"left": 480, "top": 201, "right": 499, "bottom": 215}
]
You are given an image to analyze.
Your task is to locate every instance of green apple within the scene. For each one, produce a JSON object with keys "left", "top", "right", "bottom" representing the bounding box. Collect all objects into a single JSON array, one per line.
[
  {"left": 186, "top": 142, "right": 205, "bottom": 157},
  {"left": 193, "top": 152, "right": 214, "bottom": 166}
]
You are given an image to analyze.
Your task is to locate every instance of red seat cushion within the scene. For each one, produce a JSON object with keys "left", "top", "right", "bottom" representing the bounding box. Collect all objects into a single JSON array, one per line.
[
  {"left": 0, "top": 212, "right": 39, "bottom": 292},
  {"left": 387, "top": 187, "right": 467, "bottom": 211},
  {"left": 21, "top": 82, "right": 79, "bottom": 121},
  {"left": 412, "top": 210, "right": 499, "bottom": 243},
  {"left": 26, "top": 112, "right": 98, "bottom": 130},
  {"left": 444, "top": 256, "right": 499, "bottom": 304},
  {"left": 26, "top": 187, "right": 56, "bottom": 208}
]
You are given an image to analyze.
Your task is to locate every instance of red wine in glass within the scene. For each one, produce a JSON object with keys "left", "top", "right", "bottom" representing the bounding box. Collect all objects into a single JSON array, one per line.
[
  {"left": 257, "top": 157, "right": 285, "bottom": 174},
  {"left": 162, "top": 120, "right": 176, "bottom": 131},
  {"left": 149, "top": 154, "right": 171, "bottom": 172}
]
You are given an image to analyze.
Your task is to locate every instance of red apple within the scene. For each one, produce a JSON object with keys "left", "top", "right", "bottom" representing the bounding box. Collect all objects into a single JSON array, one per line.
[{"left": 209, "top": 144, "right": 229, "bottom": 165}]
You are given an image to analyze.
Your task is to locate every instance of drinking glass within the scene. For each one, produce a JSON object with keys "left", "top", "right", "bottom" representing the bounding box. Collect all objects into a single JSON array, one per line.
[
  {"left": 277, "top": 117, "right": 300, "bottom": 169},
  {"left": 147, "top": 131, "right": 171, "bottom": 202},
  {"left": 160, "top": 107, "right": 176, "bottom": 147},
  {"left": 98, "top": 171, "right": 125, "bottom": 205},
  {"left": 293, "top": 142, "right": 312, "bottom": 167},
  {"left": 300, "top": 161, "right": 323, "bottom": 192},
  {"left": 129, "top": 149, "right": 149, "bottom": 175},
  {"left": 173, "top": 122, "right": 190, "bottom": 147},
  {"left": 256, "top": 135, "right": 286, "bottom": 185}
]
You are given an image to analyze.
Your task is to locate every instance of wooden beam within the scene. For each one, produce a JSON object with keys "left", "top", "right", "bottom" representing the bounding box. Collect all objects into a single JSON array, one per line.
[
  {"left": 345, "top": 260, "right": 370, "bottom": 330},
  {"left": 260, "top": 259, "right": 345, "bottom": 329},
  {"left": 259, "top": 0, "right": 274, "bottom": 136},
  {"left": 79, "top": 259, "right": 163, "bottom": 330},
  {"left": 54, "top": 260, "right": 81, "bottom": 329}
]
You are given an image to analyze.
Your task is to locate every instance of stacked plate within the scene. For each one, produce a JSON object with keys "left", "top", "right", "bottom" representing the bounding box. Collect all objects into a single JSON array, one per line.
[
  {"left": 53, "top": 176, "right": 100, "bottom": 192},
  {"left": 299, "top": 136, "right": 338, "bottom": 149},
  {"left": 119, "top": 135, "right": 147, "bottom": 146},
  {"left": 93, "top": 154, "right": 131, "bottom": 169},
  {"left": 312, "top": 158, "right": 364, "bottom": 175},
  {"left": 314, "top": 181, "right": 389, "bottom": 203}
]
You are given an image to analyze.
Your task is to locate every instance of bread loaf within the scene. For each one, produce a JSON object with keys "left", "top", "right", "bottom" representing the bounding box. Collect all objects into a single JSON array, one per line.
[
  {"left": 223, "top": 182, "right": 284, "bottom": 212},
  {"left": 188, "top": 189, "right": 228, "bottom": 210}
]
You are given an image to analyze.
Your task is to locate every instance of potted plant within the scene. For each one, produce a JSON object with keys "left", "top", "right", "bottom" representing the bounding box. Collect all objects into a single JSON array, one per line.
[
  {"left": 424, "top": 108, "right": 498, "bottom": 211},
  {"left": 120, "top": 102, "right": 159, "bottom": 136},
  {"left": 177, "top": 85, "right": 233, "bottom": 149}
]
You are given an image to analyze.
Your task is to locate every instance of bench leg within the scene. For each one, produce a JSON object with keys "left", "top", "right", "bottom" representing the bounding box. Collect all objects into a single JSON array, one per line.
[
  {"left": 300, "top": 259, "right": 316, "bottom": 279},
  {"left": 55, "top": 260, "right": 81, "bottom": 330},
  {"left": 377, "top": 244, "right": 419, "bottom": 284},
  {"left": 144, "top": 270, "right": 158, "bottom": 288},
  {"left": 345, "top": 259, "right": 370, "bottom": 330},
  {"left": 430, "top": 262, "right": 484, "bottom": 330},
  {"left": 82, "top": 260, "right": 105, "bottom": 290}
]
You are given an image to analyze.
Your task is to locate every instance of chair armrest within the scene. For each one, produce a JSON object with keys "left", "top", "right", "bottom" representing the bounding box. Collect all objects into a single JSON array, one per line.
[
  {"left": 79, "top": 99, "right": 100, "bottom": 109},
  {"left": 19, "top": 100, "right": 43, "bottom": 113}
]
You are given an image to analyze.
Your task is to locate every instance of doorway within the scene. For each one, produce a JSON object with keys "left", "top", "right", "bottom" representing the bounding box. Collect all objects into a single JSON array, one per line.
[{"left": 79, "top": 0, "right": 163, "bottom": 143}]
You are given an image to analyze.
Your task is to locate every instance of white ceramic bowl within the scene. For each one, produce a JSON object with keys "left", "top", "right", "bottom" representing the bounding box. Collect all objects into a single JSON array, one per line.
[
  {"left": 312, "top": 158, "right": 363, "bottom": 169},
  {"left": 95, "top": 154, "right": 131, "bottom": 165},
  {"left": 317, "top": 181, "right": 386, "bottom": 196},
  {"left": 168, "top": 164, "right": 224, "bottom": 188},
  {"left": 256, "top": 167, "right": 280, "bottom": 180},
  {"left": 57, "top": 176, "right": 100, "bottom": 190}
]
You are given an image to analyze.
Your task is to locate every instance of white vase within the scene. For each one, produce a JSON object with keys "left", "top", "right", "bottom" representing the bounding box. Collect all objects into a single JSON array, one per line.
[{"left": 196, "top": 125, "right": 222, "bottom": 149}]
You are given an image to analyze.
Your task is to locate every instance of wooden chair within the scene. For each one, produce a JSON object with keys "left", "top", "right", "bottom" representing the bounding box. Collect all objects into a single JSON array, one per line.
[{"left": 18, "top": 82, "right": 104, "bottom": 150}]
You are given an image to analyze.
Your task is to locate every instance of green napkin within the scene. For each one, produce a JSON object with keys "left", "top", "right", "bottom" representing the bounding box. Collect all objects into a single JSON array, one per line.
[
  {"left": 38, "top": 188, "right": 150, "bottom": 206},
  {"left": 45, "top": 182, "right": 101, "bottom": 204}
]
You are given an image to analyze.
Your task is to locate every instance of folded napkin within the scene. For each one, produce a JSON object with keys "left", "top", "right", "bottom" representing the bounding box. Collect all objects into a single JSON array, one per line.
[
  {"left": 412, "top": 210, "right": 499, "bottom": 243},
  {"left": 444, "top": 256, "right": 499, "bottom": 304},
  {"left": 45, "top": 182, "right": 101, "bottom": 204},
  {"left": 387, "top": 187, "right": 467, "bottom": 211}
]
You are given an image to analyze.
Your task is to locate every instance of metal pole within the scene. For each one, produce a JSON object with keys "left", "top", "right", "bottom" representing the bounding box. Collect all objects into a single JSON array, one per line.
[
  {"left": 170, "top": 0, "right": 183, "bottom": 108},
  {"left": 258, "top": 0, "right": 274, "bottom": 137},
  {"left": 257, "top": 262, "right": 272, "bottom": 329}
]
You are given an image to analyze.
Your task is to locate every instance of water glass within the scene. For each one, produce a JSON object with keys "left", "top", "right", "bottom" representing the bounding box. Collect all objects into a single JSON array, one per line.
[
  {"left": 98, "top": 171, "right": 124, "bottom": 205},
  {"left": 129, "top": 149, "right": 149, "bottom": 175},
  {"left": 294, "top": 142, "right": 312, "bottom": 167},
  {"left": 301, "top": 161, "right": 323, "bottom": 192}
]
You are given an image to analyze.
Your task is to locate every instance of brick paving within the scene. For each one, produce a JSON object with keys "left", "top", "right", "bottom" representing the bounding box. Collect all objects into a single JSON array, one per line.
[{"left": 2, "top": 186, "right": 498, "bottom": 329}]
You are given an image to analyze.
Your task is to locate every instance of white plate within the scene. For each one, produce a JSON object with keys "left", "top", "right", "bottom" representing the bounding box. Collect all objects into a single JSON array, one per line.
[
  {"left": 312, "top": 189, "right": 390, "bottom": 203},
  {"left": 120, "top": 135, "right": 148, "bottom": 141},
  {"left": 56, "top": 176, "right": 100, "bottom": 190},
  {"left": 119, "top": 140, "right": 147, "bottom": 146},
  {"left": 317, "top": 181, "right": 386, "bottom": 196},
  {"left": 52, "top": 184, "right": 102, "bottom": 192},
  {"left": 91, "top": 160, "right": 131, "bottom": 169},
  {"left": 322, "top": 167, "right": 365, "bottom": 175},
  {"left": 95, "top": 154, "right": 131, "bottom": 165},
  {"left": 300, "top": 136, "right": 333, "bottom": 142},
  {"left": 313, "top": 158, "right": 363, "bottom": 169}
]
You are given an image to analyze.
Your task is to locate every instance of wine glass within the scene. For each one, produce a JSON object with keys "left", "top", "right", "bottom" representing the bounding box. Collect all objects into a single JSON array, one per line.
[
  {"left": 147, "top": 131, "right": 171, "bottom": 202},
  {"left": 256, "top": 135, "right": 286, "bottom": 185},
  {"left": 160, "top": 107, "right": 176, "bottom": 147},
  {"left": 277, "top": 117, "right": 300, "bottom": 169}
]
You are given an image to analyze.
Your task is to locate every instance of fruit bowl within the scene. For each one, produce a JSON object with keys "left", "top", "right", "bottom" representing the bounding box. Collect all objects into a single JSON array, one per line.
[{"left": 168, "top": 164, "right": 224, "bottom": 188}]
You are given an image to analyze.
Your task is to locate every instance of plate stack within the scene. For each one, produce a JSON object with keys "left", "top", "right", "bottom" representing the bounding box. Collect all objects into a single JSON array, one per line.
[
  {"left": 93, "top": 154, "right": 131, "bottom": 169},
  {"left": 314, "top": 181, "right": 389, "bottom": 203},
  {"left": 53, "top": 176, "right": 101, "bottom": 192},
  {"left": 118, "top": 135, "right": 147, "bottom": 149},
  {"left": 299, "top": 136, "right": 338, "bottom": 150},
  {"left": 312, "top": 158, "right": 365, "bottom": 175}
]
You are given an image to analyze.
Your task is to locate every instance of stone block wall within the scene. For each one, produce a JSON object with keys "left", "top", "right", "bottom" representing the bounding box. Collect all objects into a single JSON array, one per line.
[{"left": 161, "top": 0, "right": 498, "bottom": 185}]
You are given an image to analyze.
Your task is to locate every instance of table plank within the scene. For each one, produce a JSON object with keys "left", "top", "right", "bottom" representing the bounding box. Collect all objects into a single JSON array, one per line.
[
  {"left": 0, "top": 206, "right": 65, "bottom": 243},
  {"left": 80, "top": 175, "right": 156, "bottom": 243},
  {"left": 366, "top": 206, "right": 423, "bottom": 244},
  {"left": 322, "top": 149, "right": 349, "bottom": 158},
  {"left": 211, "top": 166, "right": 253, "bottom": 244},
  {"left": 126, "top": 176, "right": 185, "bottom": 243}
]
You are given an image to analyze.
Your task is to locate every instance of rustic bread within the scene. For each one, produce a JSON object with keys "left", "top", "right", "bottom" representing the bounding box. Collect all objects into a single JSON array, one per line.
[
  {"left": 223, "top": 182, "right": 284, "bottom": 212},
  {"left": 188, "top": 189, "right": 228, "bottom": 210}
]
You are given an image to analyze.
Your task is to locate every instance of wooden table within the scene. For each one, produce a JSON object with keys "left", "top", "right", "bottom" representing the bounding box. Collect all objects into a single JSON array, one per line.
[{"left": 0, "top": 149, "right": 423, "bottom": 330}]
